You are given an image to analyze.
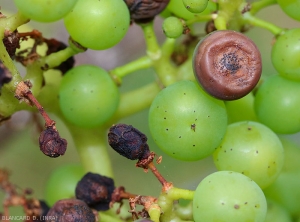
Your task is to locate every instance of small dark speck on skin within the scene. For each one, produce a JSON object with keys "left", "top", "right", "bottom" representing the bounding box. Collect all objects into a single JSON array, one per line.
[
  {"left": 247, "top": 127, "right": 252, "bottom": 130},
  {"left": 234, "top": 204, "right": 240, "bottom": 209}
]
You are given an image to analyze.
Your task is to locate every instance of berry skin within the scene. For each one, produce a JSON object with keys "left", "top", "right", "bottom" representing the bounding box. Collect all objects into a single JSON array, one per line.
[
  {"left": 46, "top": 199, "right": 96, "bottom": 222},
  {"left": 108, "top": 124, "right": 150, "bottom": 160},
  {"left": 75, "top": 172, "right": 115, "bottom": 211},
  {"left": 193, "top": 30, "right": 262, "bottom": 100},
  {"left": 162, "top": 16, "right": 184, "bottom": 38},
  {"left": 39, "top": 126, "right": 67, "bottom": 158},
  {"left": 124, "top": 0, "right": 170, "bottom": 23}
]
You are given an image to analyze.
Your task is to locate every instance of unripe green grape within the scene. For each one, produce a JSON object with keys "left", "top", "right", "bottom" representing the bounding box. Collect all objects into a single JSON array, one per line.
[
  {"left": 59, "top": 65, "right": 120, "bottom": 128},
  {"left": 280, "top": 138, "right": 300, "bottom": 173},
  {"left": 193, "top": 171, "right": 267, "bottom": 222},
  {"left": 265, "top": 199, "right": 292, "bottom": 222},
  {"left": 45, "top": 164, "right": 85, "bottom": 206},
  {"left": 166, "top": 0, "right": 216, "bottom": 20},
  {"left": 148, "top": 80, "right": 227, "bottom": 161},
  {"left": 162, "top": 17, "right": 184, "bottom": 38},
  {"left": 254, "top": 75, "right": 300, "bottom": 134},
  {"left": 271, "top": 28, "right": 300, "bottom": 81},
  {"left": 264, "top": 171, "right": 300, "bottom": 217},
  {"left": 64, "top": 0, "right": 130, "bottom": 50},
  {"left": 13, "top": 0, "right": 78, "bottom": 22},
  {"left": 213, "top": 121, "right": 284, "bottom": 189},
  {"left": 277, "top": 0, "right": 300, "bottom": 21},
  {"left": 182, "top": 0, "right": 208, "bottom": 13},
  {"left": 225, "top": 92, "right": 257, "bottom": 124}
]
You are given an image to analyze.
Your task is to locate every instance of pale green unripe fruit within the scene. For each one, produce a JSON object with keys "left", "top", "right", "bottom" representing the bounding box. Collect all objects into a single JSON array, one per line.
[
  {"left": 162, "top": 16, "right": 184, "bottom": 38},
  {"left": 182, "top": 0, "right": 208, "bottom": 13}
]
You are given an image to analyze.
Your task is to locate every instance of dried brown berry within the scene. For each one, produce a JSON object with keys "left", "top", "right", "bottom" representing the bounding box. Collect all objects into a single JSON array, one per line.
[
  {"left": 193, "top": 30, "right": 262, "bottom": 100},
  {"left": 124, "top": 0, "right": 170, "bottom": 23},
  {"left": 108, "top": 124, "right": 150, "bottom": 160},
  {"left": 39, "top": 126, "right": 67, "bottom": 158},
  {"left": 75, "top": 172, "right": 115, "bottom": 211},
  {"left": 3, "top": 30, "right": 20, "bottom": 59},
  {"left": 46, "top": 199, "right": 96, "bottom": 222},
  {"left": 0, "top": 61, "right": 12, "bottom": 90}
]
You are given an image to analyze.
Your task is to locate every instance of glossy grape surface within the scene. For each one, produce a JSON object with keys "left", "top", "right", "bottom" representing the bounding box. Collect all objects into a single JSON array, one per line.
[
  {"left": 59, "top": 65, "right": 120, "bottom": 128},
  {"left": 213, "top": 121, "right": 284, "bottom": 189},
  {"left": 149, "top": 80, "right": 227, "bottom": 161},
  {"left": 271, "top": 28, "right": 300, "bottom": 81},
  {"left": 277, "top": 0, "right": 300, "bottom": 21},
  {"left": 13, "top": 0, "right": 78, "bottom": 22},
  {"left": 64, "top": 0, "right": 130, "bottom": 50},
  {"left": 254, "top": 75, "right": 300, "bottom": 134},
  {"left": 193, "top": 171, "right": 267, "bottom": 222}
]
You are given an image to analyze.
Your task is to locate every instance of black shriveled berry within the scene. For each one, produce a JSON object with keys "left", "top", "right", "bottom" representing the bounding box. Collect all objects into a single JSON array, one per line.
[
  {"left": 0, "top": 61, "right": 12, "bottom": 90},
  {"left": 193, "top": 30, "right": 262, "bottom": 100},
  {"left": 124, "top": 0, "right": 170, "bottom": 23},
  {"left": 39, "top": 127, "right": 67, "bottom": 158},
  {"left": 108, "top": 124, "right": 150, "bottom": 160},
  {"left": 46, "top": 199, "right": 96, "bottom": 222},
  {"left": 44, "top": 38, "right": 75, "bottom": 74},
  {"left": 75, "top": 172, "right": 115, "bottom": 211},
  {"left": 3, "top": 30, "right": 20, "bottom": 59}
]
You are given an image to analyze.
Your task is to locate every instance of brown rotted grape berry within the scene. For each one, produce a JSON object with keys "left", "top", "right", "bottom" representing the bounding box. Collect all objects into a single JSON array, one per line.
[
  {"left": 108, "top": 124, "right": 150, "bottom": 160},
  {"left": 124, "top": 0, "right": 170, "bottom": 23},
  {"left": 75, "top": 172, "right": 115, "bottom": 211},
  {"left": 3, "top": 30, "right": 20, "bottom": 59},
  {"left": 0, "top": 61, "right": 12, "bottom": 90},
  {"left": 193, "top": 30, "right": 262, "bottom": 100},
  {"left": 39, "top": 127, "right": 67, "bottom": 158},
  {"left": 45, "top": 199, "right": 96, "bottom": 222},
  {"left": 44, "top": 38, "right": 75, "bottom": 74}
]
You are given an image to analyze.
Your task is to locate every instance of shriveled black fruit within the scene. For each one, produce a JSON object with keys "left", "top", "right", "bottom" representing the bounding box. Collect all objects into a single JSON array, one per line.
[
  {"left": 46, "top": 199, "right": 95, "bottom": 222},
  {"left": 193, "top": 30, "right": 262, "bottom": 100},
  {"left": 108, "top": 124, "right": 150, "bottom": 160},
  {"left": 39, "top": 127, "right": 67, "bottom": 158},
  {"left": 3, "top": 30, "right": 20, "bottom": 59},
  {"left": 75, "top": 172, "right": 115, "bottom": 211},
  {"left": 124, "top": 0, "right": 170, "bottom": 23}
]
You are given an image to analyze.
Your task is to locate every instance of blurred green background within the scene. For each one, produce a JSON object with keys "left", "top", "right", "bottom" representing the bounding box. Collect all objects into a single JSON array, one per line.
[{"left": 1, "top": 0, "right": 300, "bottom": 219}]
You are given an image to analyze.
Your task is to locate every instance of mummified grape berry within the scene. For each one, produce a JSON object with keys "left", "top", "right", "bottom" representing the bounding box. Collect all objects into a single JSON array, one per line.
[
  {"left": 3, "top": 30, "right": 20, "bottom": 59},
  {"left": 39, "top": 127, "right": 67, "bottom": 158},
  {"left": 193, "top": 30, "right": 262, "bottom": 100},
  {"left": 124, "top": 0, "right": 170, "bottom": 22},
  {"left": 108, "top": 124, "right": 150, "bottom": 160},
  {"left": 46, "top": 199, "right": 96, "bottom": 222},
  {"left": 0, "top": 61, "right": 12, "bottom": 90},
  {"left": 75, "top": 172, "right": 115, "bottom": 211}
]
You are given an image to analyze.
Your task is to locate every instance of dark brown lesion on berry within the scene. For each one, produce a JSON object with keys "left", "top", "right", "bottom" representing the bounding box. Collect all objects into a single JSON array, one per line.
[
  {"left": 0, "top": 61, "right": 12, "bottom": 90},
  {"left": 218, "top": 52, "right": 242, "bottom": 75},
  {"left": 75, "top": 172, "right": 115, "bottom": 211},
  {"left": 108, "top": 124, "right": 150, "bottom": 160}
]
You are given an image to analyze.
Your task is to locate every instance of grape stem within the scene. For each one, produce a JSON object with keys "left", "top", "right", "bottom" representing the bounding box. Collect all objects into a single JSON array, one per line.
[
  {"left": 243, "top": 12, "right": 284, "bottom": 35},
  {"left": 109, "top": 56, "right": 152, "bottom": 86}
]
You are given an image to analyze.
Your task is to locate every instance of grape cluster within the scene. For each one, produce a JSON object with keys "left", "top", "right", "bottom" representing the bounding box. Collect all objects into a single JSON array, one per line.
[{"left": 2, "top": 0, "right": 300, "bottom": 222}]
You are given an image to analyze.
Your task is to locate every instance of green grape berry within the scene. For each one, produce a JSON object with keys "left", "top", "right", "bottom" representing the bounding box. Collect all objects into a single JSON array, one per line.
[
  {"left": 225, "top": 92, "right": 257, "bottom": 124},
  {"left": 166, "top": 0, "right": 216, "bottom": 20},
  {"left": 13, "top": 0, "right": 78, "bottom": 22},
  {"left": 148, "top": 80, "right": 227, "bottom": 161},
  {"left": 162, "top": 17, "right": 184, "bottom": 38},
  {"left": 277, "top": 0, "right": 300, "bottom": 21},
  {"left": 182, "top": 0, "right": 208, "bottom": 13},
  {"left": 64, "top": 0, "right": 130, "bottom": 50},
  {"left": 59, "top": 65, "right": 120, "bottom": 128},
  {"left": 193, "top": 171, "right": 267, "bottom": 222},
  {"left": 213, "top": 121, "right": 284, "bottom": 189},
  {"left": 254, "top": 75, "right": 300, "bottom": 134},
  {"left": 271, "top": 28, "right": 300, "bottom": 81},
  {"left": 45, "top": 164, "right": 85, "bottom": 206},
  {"left": 265, "top": 199, "right": 292, "bottom": 222}
]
